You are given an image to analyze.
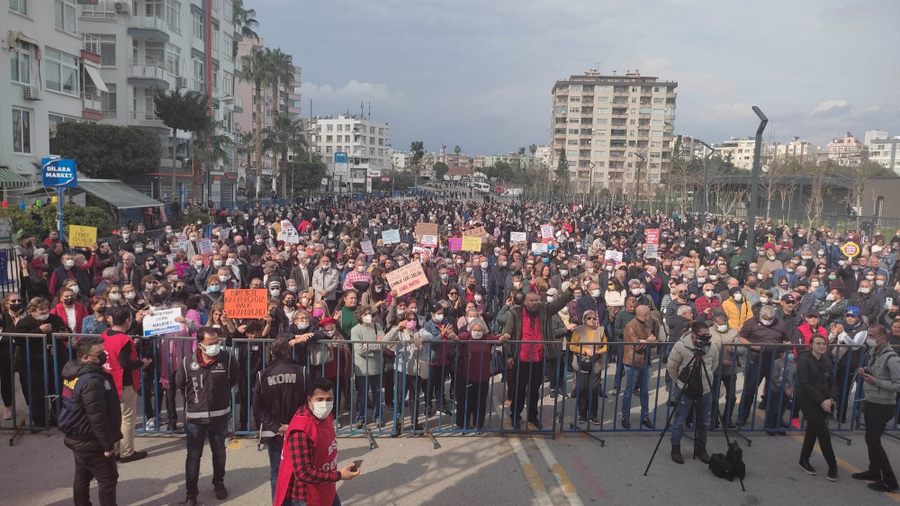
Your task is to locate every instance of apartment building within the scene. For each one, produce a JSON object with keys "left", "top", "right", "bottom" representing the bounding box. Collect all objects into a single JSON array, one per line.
[
  {"left": 827, "top": 131, "right": 868, "bottom": 167},
  {"left": 310, "top": 115, "right": 391, "bottom": 189},
  {"left": 714, "top": 137, "right": 756, "bottom": 170},
  {"left": 675, "top": 135, "right": 714, "bottom": 160},
  {"left": 766, "top": 137, "right": 818, "bottom": 166},
  {"left": 550, "top": 69, "right": 677, "bottom": 194},
  {"left": 865, "top": 130, "right": 900, "bottom": 175}
]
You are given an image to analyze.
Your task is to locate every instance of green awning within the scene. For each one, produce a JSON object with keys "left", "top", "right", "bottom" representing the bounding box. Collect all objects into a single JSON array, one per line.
[
  {"left": 0, "top": 167, "right": 31, "bottom": 188},
  {"left": 77, "top": 179, "right": 163, "bottom": 210}
]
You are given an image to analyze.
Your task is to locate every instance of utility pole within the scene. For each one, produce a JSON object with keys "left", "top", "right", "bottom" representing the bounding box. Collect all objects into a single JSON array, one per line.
[
  {"left": 745, "top": 106, "right": 768, "bottom": 261},
  {"left": 634, "top": 151, "right": 646, "bottom": 209}
]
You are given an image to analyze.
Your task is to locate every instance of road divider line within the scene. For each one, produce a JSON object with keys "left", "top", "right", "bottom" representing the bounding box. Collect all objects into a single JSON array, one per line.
[
  {"left": 508, "top": 437, "right": 552, "bottom": 506},
  {"left": 533, "top": 436, "right": 583, "bottom": 505}
]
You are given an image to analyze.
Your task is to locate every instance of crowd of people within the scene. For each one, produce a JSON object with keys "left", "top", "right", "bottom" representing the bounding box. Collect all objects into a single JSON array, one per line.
[{"left": 2, "top": 193, "right": 900, "bottom": 504}]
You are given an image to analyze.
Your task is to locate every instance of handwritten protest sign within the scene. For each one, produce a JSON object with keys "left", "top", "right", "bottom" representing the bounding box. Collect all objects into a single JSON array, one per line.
[
  {"left": 223, "top": 289, "right": 269, "bottom": 319},
  {"left": 382, "top": 229, "right": 401, "bottom": 244},
  {"left": 644, "top": 228, "right": 660, "bottom": 259},
  {"left": 604, "top": 250, "right": 624, "bottom": 263},
  {"left": 68, "top": 225, "right": 97, "bottom": 248},
  {"left": 540, "top": 224, "right": 554, "bottom": 240},
  {"left": 531, "top": 242, "right": 548, "bottom": 254},
  {"left": 361, "top": 240, "right": 375, "bottom": 256},
  {"left": 415, "top": 222, "right": 439, "bottom": 238},
  {"left": 463, "top": 226, "right": 487, "bottom": 238},
  {"left": 278, "top": 220, "right": 300, "bottom": 244},
  {"left": 174, "top": 240, "right": 188, "bottom": 252},
  {"left": 198, "top": 238, "right": 213, "bottom": 255},
  {"left": 448, "top": 237, "right": 462, "bottom": 252},
  {"left": 420, "top": 234, "right": 438, "bottom": 248},
  {"left": 510, "top": 231, "right": 527, "bottom": 243},
  {"left": 462, "top": 236, "right": 482, "bottom": 252},
  {"left": 142, "top": 308, "right": 183, "bottom": 337},
  {"left": 412, "top": 246, "right": 432, "bottom": 260},
  {"left": 384, "top": 261, "right": 429, "bottom": 296}
]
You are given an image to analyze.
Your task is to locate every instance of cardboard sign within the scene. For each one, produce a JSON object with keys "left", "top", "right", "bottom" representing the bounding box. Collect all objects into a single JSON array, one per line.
[
  {"left": 448, "top": 237, "right": 462, "bottom": 252},
  {"left": 415, "top": 222, "right": 439, "bottom": 238},
  {"left": 604, "top": 250, "right": 624, "bottom": 263},
  {"left": 361, "top": 240, "right": 375, "bottom": 256},
  {"left": 644, "top": 244, "right": 659, "bottom": 259},
  {"left": 645, "top": 229, "right": 660, "bottom": 245},
  {"left": 463, "top": 226, "right": 487, "bottom": 238},
  {"left": 176, "top": 233, "right": 188, "bottom": 242},
  {"left": 223, "top": 289, "right": 269, "bottom": 319},
  {"left": 412, "top": 246, "right": 432, "bottom": 261},
  {"left": 68, "top": 225, "right": 97, "bottom": 248},
  {"left": 841, "top": 241, "right": 860, "bottom": 258},
  {"left": 384, "top": 261, "right": 429, "bottom": 296},
  {"left": 382, "top": 229, "right": 401, "bottom": 244},
  {"left": 198, "top": 238, "right": 213, "bottom": 255},
  {"left": 420, "top": 234, "right": 438, "bottom": 248},
  {"left": 462, "top": 236, "right": 482, "bottom": 252},
  {"left": 510, "top": 231, "right": 527, "bottom": 243},
  {"left": 531, "top": 242, "right": 548, "bottom": 254},
  {"left": 142, "top": 307, "right": 183, "bottom": 337},
  {"left": 540, "top": 224, "right": 554, "bottom": 240},
  {"left": 278, "top": 220, "right": 300, "bottom": 244}
]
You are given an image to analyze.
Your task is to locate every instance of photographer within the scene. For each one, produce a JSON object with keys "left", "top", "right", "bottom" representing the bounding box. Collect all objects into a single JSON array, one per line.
[{"left": 666, "top": 320, "right": 719, "bottom": 464}]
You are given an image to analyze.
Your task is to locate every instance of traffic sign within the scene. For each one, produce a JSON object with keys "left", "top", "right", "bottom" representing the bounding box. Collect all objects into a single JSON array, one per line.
[
  {"left": 840, "top": 241, "right": 860, "bottom": 258},
  {"left": 41, "top": 157, "right": 78, "bottom": 188}
]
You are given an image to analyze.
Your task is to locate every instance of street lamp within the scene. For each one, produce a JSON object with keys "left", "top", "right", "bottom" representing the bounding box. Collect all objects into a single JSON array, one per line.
[
  {"left": 699, "top": 140, "right": 716, "bottom": 221},
  {"left": 745, "top": 106, "right": 769, "bottom": 261},
  {"left": 633, "top": 151, "right": 646, "bottom": 207}
]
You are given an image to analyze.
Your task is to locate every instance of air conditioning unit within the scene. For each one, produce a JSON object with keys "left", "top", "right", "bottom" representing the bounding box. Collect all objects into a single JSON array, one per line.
[
  {"left": 23, "top": 86, "right": 40, "bottom": 101},
  {"left": 114, "top": 1, "right": 129, "bottom": 13}
]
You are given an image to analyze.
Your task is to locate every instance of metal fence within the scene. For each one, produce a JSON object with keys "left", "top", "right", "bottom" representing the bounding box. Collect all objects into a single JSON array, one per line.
[{"left": 1, "top": 333, "right": 897, "bottom": 446}]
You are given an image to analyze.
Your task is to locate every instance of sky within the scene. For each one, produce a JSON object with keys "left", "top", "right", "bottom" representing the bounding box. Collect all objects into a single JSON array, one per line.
[{"left": 253, "top": 0, "right": 900, "bottom": 155}]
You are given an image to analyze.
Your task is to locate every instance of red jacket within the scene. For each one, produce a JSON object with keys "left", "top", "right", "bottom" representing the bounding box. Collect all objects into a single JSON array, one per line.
[
  {"left": 796, "top": 322, "right": 828, "bottom": 353},
  {"left": 50, "top": 302, "right": 88, "bottom": 334},
  {"left": 101, "top": 329, "right": 141, "bottom": 395}
]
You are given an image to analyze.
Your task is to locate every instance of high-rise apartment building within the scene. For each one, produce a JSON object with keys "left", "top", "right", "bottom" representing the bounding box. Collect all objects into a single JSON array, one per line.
[
  {"left": 827, "top": 131, "right": 868, "bottom": 167},
  {"left": 550, "top": 69, "right": 677, "bottom": 194},
  {"left": 1, "top": 0, "right": 242, "bottom": 204},
  {"left": 865, "top": 130, "right": 900, "bottom": 175},
  {"left": 310, "top": 115, "right": 391, "bottom": 191}
]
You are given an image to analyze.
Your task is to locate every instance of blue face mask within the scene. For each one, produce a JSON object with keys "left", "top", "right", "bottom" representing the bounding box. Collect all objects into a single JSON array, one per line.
[
  {"left": 786, "top": 352, "right": 795, "bottom": 362},
  {"left": 542, "top": 258, "right": 550, "bottom": 264},
  {"left": 207, "top": 285, "right": 221, "bottom": 293}
]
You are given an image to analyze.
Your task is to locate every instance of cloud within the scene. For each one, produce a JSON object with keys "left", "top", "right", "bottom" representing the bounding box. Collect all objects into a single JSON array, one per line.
[
  {"left": 301, "top": 80, "right": 407, "bottom": 108},
  {"left": 810, "top": 99, "right": 850, "bottom": 116}
]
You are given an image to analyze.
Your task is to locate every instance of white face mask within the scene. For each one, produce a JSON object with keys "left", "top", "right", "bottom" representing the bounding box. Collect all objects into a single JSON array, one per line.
[
  {"left": 270, "top": 289, "right": 281, "bottom": 297},
  {"left": 474, "top": 294, "right": 483, "bottom": 302},
  {"left": 109, "top": 293, "right": 121, "bottom": 301},
  {"left": 465, "top": 267, "right": 473, "bottom": 273},
  {"left": 760, "top": 296, "right": 770, "bottom": 304},
  {"left": 480, "top": 262, "right": 488, "bottom": 269},
  {"left": 591, "top": 289, "right": 601, "bottom": 298},
  {"left": 470, "top": 330, "right": 484, "bottom": 340},
  {"left": 631, "top": 288, "right": 645, "bottom": 296},
  {"left": 825, "top": 293, "right": 835, "bottom": 301},
  {"left": 296, "top": 322, "right": 310, "bottom": 330},
  {"left": 859, "top": 287, "right": 871, "bottom": 294},
  {"left": 704, "top": 290, "right": 714, "bottom": 298},
  {"left": 876, "top": 280, "right": 885, "bottom": 287},
  {"left": 760, "top": 318, "right": 774, "bottom": 326},
  {"left": 732, "top": 293, "right": 743, "bottom": 302},
  {"left": 311, "top": 400, "right": 333, "bottom": 419},
  {"left": 64, "top": 259, "right": 75, "bottom": 268},
  {"left": 220, "top": 275, "right": 230, "bottom": 282},
  {"left": 716, "top": 324, "right": 728, "bottom": 332},
  {"left": 201, "top": 343, "right": 222, "bottom": 356},
  {"left": 213, "top": 260, "right": 223, "bottom": 268},
  {"left": 362, "top": 315, "right": 373, "bottom": 324},
  {"left": 433, "top": 314, "right": 444, "bottom": 323},
  {"left": 34, "top": 313, "right": 50, "bottom": 321},
  {"left": 124, "top": 292, "right": 136, "bottom": 300}
]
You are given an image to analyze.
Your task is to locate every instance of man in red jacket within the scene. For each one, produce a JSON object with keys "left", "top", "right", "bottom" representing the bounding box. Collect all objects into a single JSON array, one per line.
[{"left": 274, "top": 377, "right": 360, "bottom": 506}]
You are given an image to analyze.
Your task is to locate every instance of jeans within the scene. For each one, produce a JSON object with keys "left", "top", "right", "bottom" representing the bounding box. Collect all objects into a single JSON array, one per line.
[
  {"left": 764, "top": 390, "right": 792, "bottom": 430},
  {"left": 286, "top": 496, "right": 342, "bottom": 506},
  {"left": 864, "top": 401, "right": 898, "bottom": 486},
  {"left": 800, "top": 404, "right": 836, "bottom": 468},
  {"left": 612, "top": 346, "right": 625, "bottom": 393},
  {"left": 73, "top": 450, "right": 118, "bottom": 506},
  {"left": 426, "top": 364, "right": 450, "bottom": 411},
  {"left": 354, "top": 374, "right": 383, "bottom": 423},
  {"left": 512, "top": 360, "right": 544, "bottom": 422},
  {"left": 185, "top": 416, "right": 228, "bottom": 497},
  {"left": 737, "top": 351, "right": 774, "bottom": 426},
  {"left": 671, "top": 389, "right": 712, "bottom": 448},
  {"left": 621, "top": 364, "right": 649, "bottom": 424},
  {"left": 713, "top": 372, "right": 736, "bottom": 425},
  {"left": 267, "top": 435, "right": 284, "bottom": 500},
  {"left": 546, "top": 356, "right": 562, "bottom": 392}
]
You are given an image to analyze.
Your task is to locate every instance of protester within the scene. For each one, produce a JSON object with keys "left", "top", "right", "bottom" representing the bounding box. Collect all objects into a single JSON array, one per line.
[{"left": 796, "top": 334, "right": 838, "bottom": 481}]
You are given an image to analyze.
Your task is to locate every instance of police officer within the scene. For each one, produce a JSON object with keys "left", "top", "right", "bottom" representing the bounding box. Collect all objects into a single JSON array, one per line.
[
  {"left": 253, "top": 338, "right": 309, "bottom": 499},
  {"left": 176, "top": 326, "right": 239, "bottom": 506},
  {"left": 58, "top": 336, "right": 122, "bottom": 506}
]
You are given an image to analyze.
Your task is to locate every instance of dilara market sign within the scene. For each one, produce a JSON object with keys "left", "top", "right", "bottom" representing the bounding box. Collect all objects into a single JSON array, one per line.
[{"left": 41, "top": 157, "right": 78, "bottom": 188}]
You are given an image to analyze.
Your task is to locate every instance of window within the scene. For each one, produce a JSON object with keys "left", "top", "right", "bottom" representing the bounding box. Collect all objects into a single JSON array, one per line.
[
  {"left": 165, "top": 44, "right": 181, "bottom": 75},
  {"left": 10, "top": 42, "right": 31, "bottom": 84},
  {"left": 223, "top": 71, "right": 233, "bottom": 96},
  {"left": 222, "top": 0, "right": 232, "bottom": 22},
  {"left": 193, "top": 10, "right": 203, "bottom": 40},
  {"left": 10, "top": 0, "right": 27, "bottom": 16},
  {"left": 336, "top": 124, "right": 343, "bottom": 132},
  {"left": 192, "top": 58, "right": 204, "bottom": 89},
  {"left": 55, "top": 0, "right": 76, "bottom": 34},
  {"left": 326, "top": 135, "right": 333, "bottom": 143},
  {"left": 84, "top": 34, "right": 116, "bottom": 66},
  {"left": 145, "top": 0, "right": 164, "bottom": 17},
  {"left": 145, "top": 42, "right": 165, "bottom": 67},
  {"left": 326, "top": 124, "right": 333, "bottom": 132},
  {"left": 48, "top": 113, "right": 77, "bottom": 137},
  {"left": 45, "top": 48, "right": 80, "bottom": 96},
  {"left": 101, "top": 84, "right": 117, "bottom": 118},
  {"left": 12, "top": 108, "right": 31, "bottom": 153},
  {"left": 212, "top": 24, "right": 219, "bottom": 56},
  {"left": 223, "top": 34, "right": 232, "bottom": 61},
  {"left": 167, "top": 0, "right": 182, "bottom": 34}
]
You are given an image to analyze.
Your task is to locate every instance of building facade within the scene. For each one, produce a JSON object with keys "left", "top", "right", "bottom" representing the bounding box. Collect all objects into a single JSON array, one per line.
[
  {"left": 765, "top": 137, "right": 818, "bottom": 166},
  {"left": 714, "top": 138, "right": 757, "bottom": 170},
  {"left": 827, "top": 131, "right": 868, "bottom": 167},
  {"left": 864, "top": 130, "right": 900, "bottom": 175},
  {"left": 550, "top": 69, "right": 677, "bottom": 194},
  {"left": 310, "top": 115, "right": 391, "bottom": 189}
]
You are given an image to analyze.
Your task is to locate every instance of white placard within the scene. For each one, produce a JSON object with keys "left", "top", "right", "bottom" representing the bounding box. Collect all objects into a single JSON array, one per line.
[
  {"left": 604, "top": 250, "right": 623, "bottom": 263},
  {"left": 510, "top": 231, "right": 527, "bottom": 243},
  {"left": 531, "top": 242, "right": 548, "bottom": 254},
  {"left": 142, "top": 308, "right": 183, "bottom": 337},
  {"left": 540, "top": 225, "right": 554, "bottom": 240},
  {"left": 278, "top": 220, "right": 300, "bottom": 244}
]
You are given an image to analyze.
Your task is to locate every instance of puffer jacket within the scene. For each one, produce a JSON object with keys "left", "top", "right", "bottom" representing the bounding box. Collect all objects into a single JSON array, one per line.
[
  {"left": 666, "top": 333, "right": 720, "bottom": 394},
  {"left": 58, "top": 360, "right": 122, "bottom": 453},
  {"left": 862, "top": 344, "right": 900, "bottom": 406}
]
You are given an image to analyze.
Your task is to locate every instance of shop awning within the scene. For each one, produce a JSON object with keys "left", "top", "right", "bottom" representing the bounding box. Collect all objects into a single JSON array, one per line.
[
  {"left": 83, "top": 62, "right": 109, "bottom": 93},
  {"left": 77, "top": 179, "right": 162, "bottom": 210},
  {"left": 0, "top": 167, "right": 31, "bottom": 188}
]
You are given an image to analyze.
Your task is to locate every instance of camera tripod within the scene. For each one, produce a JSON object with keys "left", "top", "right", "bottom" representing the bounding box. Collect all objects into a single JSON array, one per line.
[{"left": 643, "top": 348, "right": 746, "bottom": 492}]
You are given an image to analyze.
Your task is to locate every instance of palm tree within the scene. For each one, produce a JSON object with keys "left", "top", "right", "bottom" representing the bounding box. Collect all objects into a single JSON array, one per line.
[
  {"left": 240, "top": 46, "right": 273, "bottom": 194},
  {"left": 154, "top": 89, "right": 210, "bottom": 201},
  {"left": 232, "top": 1, "right": 259, "bottom": 57},
  {"left": 267, "top": 48, "right": 294, "bottom": 115},
  {"left": 263, "top": 113, "right": 306, "bottom": 198}
]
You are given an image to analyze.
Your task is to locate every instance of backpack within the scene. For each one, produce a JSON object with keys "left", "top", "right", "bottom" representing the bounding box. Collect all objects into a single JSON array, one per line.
[
  {"left": 726, "top": 441, "right": 746, "bottom": 480},
  {"left": 708, "top": 453, "right": 734, "bottom": 481},
  {"left": 677, "top": 356, "right": 703, "bottom": 401}
]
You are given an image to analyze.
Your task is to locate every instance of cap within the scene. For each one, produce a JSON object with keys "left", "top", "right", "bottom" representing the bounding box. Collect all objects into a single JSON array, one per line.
[
  {"left": 805, "top": 311, "right": 820, "bottom": 318},
  {"left": 318, "top": 317, "right": 337, "bottom": 327},
  {"left": 845, "top": 306, "right": 861, "bottom": 317},
  {"left": 781, "top": 294, "right": 796, "bottom": 303}
]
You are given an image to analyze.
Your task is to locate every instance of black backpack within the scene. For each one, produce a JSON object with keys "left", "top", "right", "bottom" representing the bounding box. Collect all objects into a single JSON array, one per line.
[
  {"left": 709, "top": 441, "right": 745, "bottom": 481},
  {"left": 709, "top": 453, "right": 734, "bottom": 481}
]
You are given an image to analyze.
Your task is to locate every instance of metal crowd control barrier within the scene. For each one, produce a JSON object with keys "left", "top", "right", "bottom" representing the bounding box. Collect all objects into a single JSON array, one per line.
[{"left": 1, "top": 332, "right": 898, "bottom": 446}]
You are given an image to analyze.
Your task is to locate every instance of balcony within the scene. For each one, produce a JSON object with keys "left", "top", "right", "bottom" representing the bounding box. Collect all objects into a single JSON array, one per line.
[
  {"left": 131, "top": 110, "right": 167, "bottom": 129},
  {"left": 127, "top": 62, "right": 174, "bottom": 89},
  {"left": 128, "top": 16, "right": 171, "bottom": 42},
  {"left": 233, "top": 97, "right": 243, "bottom": 113}
]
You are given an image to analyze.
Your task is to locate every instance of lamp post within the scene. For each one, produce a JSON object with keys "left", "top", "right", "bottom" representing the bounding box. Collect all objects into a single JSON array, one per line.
[
  {"left": 634, "top": 151, "right": 646, "bottom": 209},
  {"left": 745, "top": 106, "right": 769, "bottom": 261},
  {"left": 699, "top": 140, "right": 716, "bottom": 221}
]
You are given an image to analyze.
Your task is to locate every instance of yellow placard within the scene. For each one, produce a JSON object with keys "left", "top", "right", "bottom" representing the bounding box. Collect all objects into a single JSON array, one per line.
[
  {"left": 840, "top": 242, "right": 860, "bottom": 258},
  {"left": 461, "top": 236, "right": 482, "bottom": 252},
  {"left": 69, "top": 225, "right": 97, "bottom": 248}
]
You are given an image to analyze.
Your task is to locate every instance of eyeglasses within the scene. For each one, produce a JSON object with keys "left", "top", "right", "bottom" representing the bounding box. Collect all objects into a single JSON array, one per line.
[{"left": 584, "top": 317, "right": 598, "bottom": 321}]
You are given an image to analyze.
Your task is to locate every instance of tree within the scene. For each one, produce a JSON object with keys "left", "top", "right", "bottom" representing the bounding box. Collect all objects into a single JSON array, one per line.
[
  {"left": 154, "top": 89, "right": 210, "bottom": 199},
  {"left": 237, "top": 130, "right": 255, "bottom": 195},
  {"left": 410, "top": 141, "right": 425, "bottom": 185},
  {"left": 288, "top": 159, "right": 327, "bottom": 194},
  {"left": 529, "top": 144, "right": 538, "bottom": 156},
  {"left": 432, "top": 161, "right": 449, "bottom": 181},
  {"left": 263, "top": 113, "right": 306, "bottom": 198},
  {"left": 805, "top": 168, "right": 827, "bottom": 230},
  {"left": 555, "top": 150, "right": 570, "bottom": 195},
  {"left": 241, "top": 46, "right": 275, "bottom": 193},
  {"left": 232, "top": 1, "right": 259, "bottom": 56},
  {"left": 50, "top": 123, "right": 160, "bottom": 179},
  {"left": 453, "top": 145, "right": 461, "bottom": 156}
]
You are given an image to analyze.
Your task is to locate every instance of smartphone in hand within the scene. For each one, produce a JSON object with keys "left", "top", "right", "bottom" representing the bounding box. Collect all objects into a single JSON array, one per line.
[{"left": 351, "top": 459, "right": 363, "bottom": 471}]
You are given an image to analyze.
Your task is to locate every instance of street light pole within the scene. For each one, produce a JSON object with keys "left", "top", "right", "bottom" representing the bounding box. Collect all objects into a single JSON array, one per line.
[
  {"left": 699, "top": 140, "right": 716, "bottom": 221},
  {"left": 634, "top": 152, "right": 646, "bottom": 209},
  {"left": 745, "top": 106, "right": 769, "bottom": 261}
]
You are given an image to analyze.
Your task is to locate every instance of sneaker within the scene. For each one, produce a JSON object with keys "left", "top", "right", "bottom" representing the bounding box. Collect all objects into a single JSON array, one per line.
[
  {"left": 527, "top": 418, "right": 543, "bottom": 430},
  {"left": 791, "top": 418, "right": 801, "bottom": 429},
  {"left": 641, "top": 417, "right": 655, "bottom": 429},
  {"left": 609, "top": 389, "right": 619, "bottom": 396},
  {"left": 826, "top": 467, "right": 837, "bottom": 482},
  {"left": 118, "top": 450, "right": 148, "bottom": 463},
  {"left": 144, "top": 418, "right": 157, "bottom": 431},
  {"left": 852, "top": 470, "right": 881, "bottom": 481},
  {"left": 799, "top": 460, "right": 816, "bottom": 476},
  {"left": 214, "top": 483, "right": 228, "bottom": 500},
  {"left": 868, "top": 481, "right": 899, "bottom": 493},
  {"left": 503, "top": 400, "right": 512, "bottom": 408}
]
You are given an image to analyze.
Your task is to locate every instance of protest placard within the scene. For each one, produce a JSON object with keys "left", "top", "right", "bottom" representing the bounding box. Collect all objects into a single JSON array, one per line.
[
  {"left": 510, "top": 231, "right": 527, "bottom": 243},
  {"left": 223, "top": 289, "right": 269, "bottom": 319},
  {"left": 645, "top": 228, "right": 660, "bottom": 245},
  {"left": 142, "top": 308, "right": 183, "bottom": 337},
  {"left": 420, "top": 234, "right": 438, "bottom": 248},
  {"left": 382, "top": 229, "right": 401, "bottom": 244},
  {"left": 412, "top": 246, "right": 431, "bottom": 260},
  {"left": 174, "top": 239, "right": 188, "bottom": 252},
  {"left": 198, "top": 238, "right": 213, "bottom": 255},
  {"left": 278, "top": 220, "right": 300, "bottom": 244},
  {"left": 69, "top": 225, "right": 97, "bottom": 248},
  {"left": 463, "top": 226, "right": 487, "bottom": 238},
  {"left": 540, "top": 224, "right": 554, "bottom": 240},
  {"left": 604, "top": 250, "right": 624, "bottom": 263},
  {"left": 415, "top": 222, "right": 439, "bottom": 237},
  {"left": 644, "top": 228, "right": 660, "bottom": 259},
  {"left": 462, "top": 236, "right": 482, "bottom": 252},
  {"left": 384, "top": 261, "right": 429, "bottom": 296},
  {"left": 531, "top": 242, "right": 548, "bottom": 254},
  {"left": 361, "top": 240, "right": 375, "bottom": 256},
  {"left": 448, "top": 237, "right": 462, "bottom": 252}
]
